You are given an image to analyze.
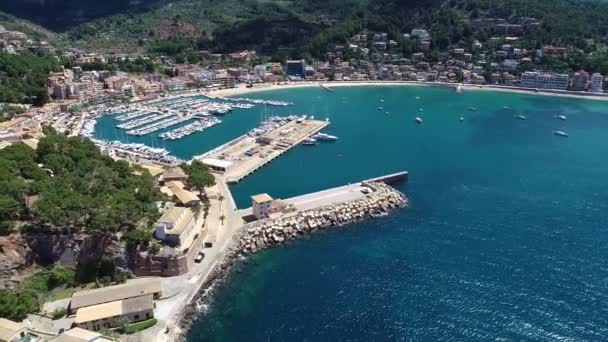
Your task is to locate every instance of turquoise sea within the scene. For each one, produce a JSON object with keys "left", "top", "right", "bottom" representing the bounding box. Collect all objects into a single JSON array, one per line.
[{"left": 98, "top": 86, "right": 608, "bottom": 340}]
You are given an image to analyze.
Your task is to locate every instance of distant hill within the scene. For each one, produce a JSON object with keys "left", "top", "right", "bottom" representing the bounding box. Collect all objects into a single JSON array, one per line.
[
  {"left": 0, "top": 11, "right": 55, "bottom": 42},
  {"left": 0, "top": 0, "right": 170, "bottom": 31},
  {"left": 2, "top": 0, "right": 608, "bottom": 61}
]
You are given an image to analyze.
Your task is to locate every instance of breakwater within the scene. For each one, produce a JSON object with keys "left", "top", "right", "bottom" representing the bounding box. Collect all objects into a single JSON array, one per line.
[
  {"left": 177, "top": 181, "right": 406, "bottom": 337},
  {"left": 235, "top": 182, "right": 406, "bottom": 254}
]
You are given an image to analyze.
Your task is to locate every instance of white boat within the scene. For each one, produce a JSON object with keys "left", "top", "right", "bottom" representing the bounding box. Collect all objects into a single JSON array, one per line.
[
  {"left": 415, "top": 117, "right": 423, "bottom": 124},
  {"left": 415, "top": 96, "right": 420, "bottom": 100},
  {"left": 553, "top": 130, "right": 568, "bottom": 137},
  {"left": 380, "top": 99, "right": 384, "bottom": 103},
  {"left": 514, "top": 114, "right": 527, "bottom": 120},
  {"left": 503, "top": 106, "right": 512, "bottom": 110},
  {"left": 557, "top": 115, "right": 567, "bottom": 121},
  {"left": 459, "top": 117, "right": 464, "bottom": 122},
  {"left": 377, "top": 107, "right": 383, "bottom": 111},
  {"left": 313, "top": 132, "right": 338, "bottom": 141},
  {"left": 302, "top": 137, "right": 317, "bottom": 145},
  {"left": 468, "top": 107, "right": 477, "bottom": 111}
]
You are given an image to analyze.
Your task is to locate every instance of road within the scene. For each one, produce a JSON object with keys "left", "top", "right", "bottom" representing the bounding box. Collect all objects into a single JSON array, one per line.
[{"left": 137, "top": 175, "right": 243, "bottom": 341}]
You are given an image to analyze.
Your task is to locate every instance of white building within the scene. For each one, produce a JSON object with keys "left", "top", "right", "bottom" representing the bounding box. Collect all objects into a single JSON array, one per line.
[
  {"left": 201, "top": 157, "right": 233, "bottom": 173},
  {"left": 590, "top": 73, "right": 604, "bottom": 93},
  {"left": 251, "top": 193, "right": 273, "bottom": 219},
  {"left": 154, "top": 206, "right": 197, "bottom": 248},
  {"left": 520, "top": 71, "right": 569, "bottom": 90}
]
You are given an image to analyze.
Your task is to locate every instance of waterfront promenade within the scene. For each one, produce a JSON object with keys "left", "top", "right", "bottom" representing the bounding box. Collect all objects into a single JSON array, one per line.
[{"left": 139, "top": 174, "right": 242, "bottom": 342}]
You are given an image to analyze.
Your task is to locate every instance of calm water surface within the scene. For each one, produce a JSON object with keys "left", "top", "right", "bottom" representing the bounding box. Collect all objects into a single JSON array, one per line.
[{"left": 98, "top": 86, "right": 608, "bottom": 341}]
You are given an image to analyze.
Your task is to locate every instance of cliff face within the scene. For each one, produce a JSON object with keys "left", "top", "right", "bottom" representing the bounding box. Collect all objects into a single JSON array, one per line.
[
  {"left": 0, "top": 236, "right": 32, "bottom": 291},
  {"left": 0, "top": 231, "right": 123, "bottom": 289}
]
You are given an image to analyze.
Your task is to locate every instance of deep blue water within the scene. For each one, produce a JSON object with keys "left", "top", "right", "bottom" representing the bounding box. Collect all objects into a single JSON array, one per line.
[{"left": 99, "top": 86, "right": 608, "bottom": 340}]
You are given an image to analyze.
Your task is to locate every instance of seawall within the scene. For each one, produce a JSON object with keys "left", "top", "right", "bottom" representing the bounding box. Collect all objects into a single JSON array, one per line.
[{"left": 234, "top": 182, "right": 406, "bottom": 254}]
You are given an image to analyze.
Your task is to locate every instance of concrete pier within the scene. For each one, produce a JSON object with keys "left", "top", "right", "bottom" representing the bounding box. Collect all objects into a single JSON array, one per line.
[
  {"left": 199, "top": 118, "right": 330, "bottom": 184},
  {"left": 239, "top": 171, "right": 409, "bottom": 217}
]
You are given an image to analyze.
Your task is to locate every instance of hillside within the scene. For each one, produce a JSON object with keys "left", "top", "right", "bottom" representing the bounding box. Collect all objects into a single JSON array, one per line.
[
  {"left": 0, "top": 0, "right": 170, "bottom": 31},
  {"left": 50, "top": 0, "right": 363, "bottom": 54},
  {"left": 0, "top": 11, "right": 55, "bottom": 43},
  {"left": 3, "top": 0, "right": 608, "bottom": 66}
]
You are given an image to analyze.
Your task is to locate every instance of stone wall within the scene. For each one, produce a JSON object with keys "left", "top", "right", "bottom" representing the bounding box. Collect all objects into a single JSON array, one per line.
[{"left": 133, "top": 226, "right": 205, "bottom": 277}]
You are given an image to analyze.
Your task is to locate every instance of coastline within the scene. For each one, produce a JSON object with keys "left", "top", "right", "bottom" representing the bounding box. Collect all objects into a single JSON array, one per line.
[
  {"left": 176, "top": 181, "right": 407, "bottom": 339},
  {"left": 208, "top": 80, "right": 608, "bottom": 102}
]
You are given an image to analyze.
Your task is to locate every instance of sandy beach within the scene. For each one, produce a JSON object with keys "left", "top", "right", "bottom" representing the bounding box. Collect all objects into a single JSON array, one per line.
[{"left": 208, "top": 80, "right": 608, "bottom": 102}]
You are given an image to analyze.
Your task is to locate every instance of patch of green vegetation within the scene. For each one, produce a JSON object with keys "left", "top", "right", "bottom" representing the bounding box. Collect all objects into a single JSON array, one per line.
[
  {"left": 0, "top": 105, "right": 26, "bottom": 123},
  {"left": 60, "top": 57, "right": 159, "bottom": 74},
  {"left": 0, "top": 129, "right": 161, "bottom": 235},
  {"left": 182, "top": 160, "right": 215, "bottom": 195},
  {"left": 52, "top": 308, "right": 66, "bottom": 320},
  {"left": 0, "top": 53, "right": 61, "bottom": 106},
  {"left": 0, "top": 266, "right": 74, "bottom": 321},
  {"left": 125, "top": 318, "right": 158, "bottom": 334}
]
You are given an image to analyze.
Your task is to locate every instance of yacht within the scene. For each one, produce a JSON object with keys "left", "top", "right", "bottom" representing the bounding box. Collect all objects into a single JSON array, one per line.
[
  {"left": 313, "top": 132, "right": 338, "bottom": 141},
  {"left": 514, "top": 114, "right": 527, "bottom": 120},
  {"left": 553, "top": 130, "right": 568, "bottom": 137},
  {"left": 302, "top": 137, "right": 317, "bottom": 145}
]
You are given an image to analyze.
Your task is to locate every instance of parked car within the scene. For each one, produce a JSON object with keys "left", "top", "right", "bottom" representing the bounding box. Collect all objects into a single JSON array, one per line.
[{"left": 195, "top": 252, "right": 205, "bottom": 263}]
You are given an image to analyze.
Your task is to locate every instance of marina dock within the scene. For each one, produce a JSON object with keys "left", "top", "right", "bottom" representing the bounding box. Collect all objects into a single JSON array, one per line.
[{"left": 199, "top": 118, "right": 330, "bottom": 183}]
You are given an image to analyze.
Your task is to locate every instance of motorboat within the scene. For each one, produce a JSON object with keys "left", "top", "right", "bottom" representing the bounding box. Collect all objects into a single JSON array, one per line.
[
  {"left": 553, "top": 130, "right": 568, "bottom": 137},
  {"left": 459, "top": 117, "right": 464, "bottom": 122},
  {"left": 468, "top": 107, "right": 477, "bottom": 111},
  {"left": 514, "top": 114, "right": 527, "bottom": 120},
  {"left": 415, "top": 117, "right": 423, "bottom": 124},
  {"left": 313, "top": 132, "right": 338, "bottom": 141},
  {"left": 302, "top": 137, "right": 317, "bottom": 145},
  {"left": 378, "top": 106, "right": 383, "bottom": 111},
  {"left": 557, "top": 115, "right": 567, "bottom": 121}
]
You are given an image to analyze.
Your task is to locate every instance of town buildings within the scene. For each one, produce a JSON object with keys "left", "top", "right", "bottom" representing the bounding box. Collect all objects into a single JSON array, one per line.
[
  {"left": 520, "top": 71, "right": 570, "bottom": 90},
  {"left": 68, "top": 279, "right": 161, "bottom": 331},
  {"left": 48, "top": 328, "right": 113, "bottom": 342},
  {"left": 285, "top": 60, "right": 306, "bottom": 79},
  {"left": 252, "top": 193, "right": 273, "bottom": 219},
  {"left": 590, "top": 73, "right": 604, "bottom": 93},
  {"left": 154, "top": 206, "right": 197, "bottom": 248},
  {"left": 0, "top": 318, "right": 29, "bottom": 342},
  {"left": 572, "top": 70, "right": 589, "bottom": 91}
]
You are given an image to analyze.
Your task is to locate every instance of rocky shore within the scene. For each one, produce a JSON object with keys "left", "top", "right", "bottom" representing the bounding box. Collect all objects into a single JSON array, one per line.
[{"left": 177, "top": 182, "right": 406, "bottom": 336}]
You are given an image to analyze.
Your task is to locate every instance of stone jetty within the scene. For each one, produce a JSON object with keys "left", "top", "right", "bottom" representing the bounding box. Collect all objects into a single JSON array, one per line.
[{"left": 236, "top": 182, "right": 407, "bottom": 253}]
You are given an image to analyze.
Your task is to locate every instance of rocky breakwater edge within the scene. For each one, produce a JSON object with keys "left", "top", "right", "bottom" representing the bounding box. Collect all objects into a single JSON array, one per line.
[{"left": 177, "top": 182, "right": 407, "bottom": 337}]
